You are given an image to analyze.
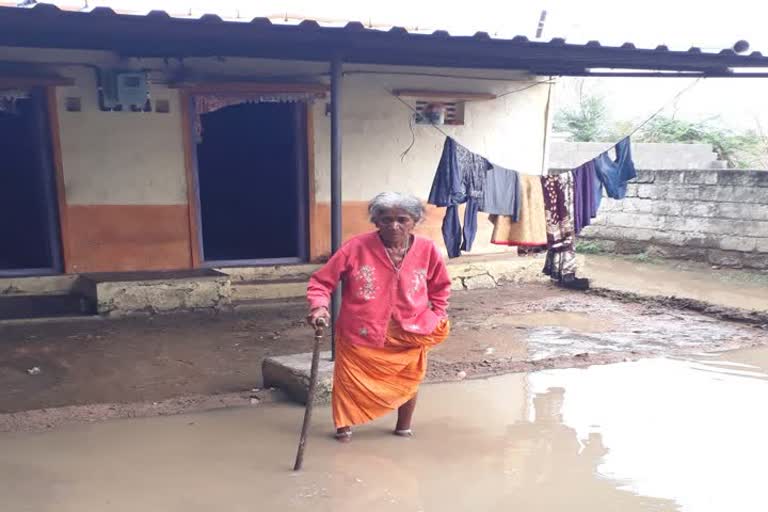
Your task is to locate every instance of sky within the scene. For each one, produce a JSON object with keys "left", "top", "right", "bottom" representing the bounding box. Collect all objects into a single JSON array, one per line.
[{"left": 36, "top": 0, "right": 768, "bottom": 131}]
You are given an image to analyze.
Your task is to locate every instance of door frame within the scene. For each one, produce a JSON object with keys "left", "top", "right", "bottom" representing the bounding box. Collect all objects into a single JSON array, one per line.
[
  {"left": 0, "top": 86, "right": 65, "bottom": 277},
  {"left": 179, "top": 83, "right": 322, "bottom": 268}
]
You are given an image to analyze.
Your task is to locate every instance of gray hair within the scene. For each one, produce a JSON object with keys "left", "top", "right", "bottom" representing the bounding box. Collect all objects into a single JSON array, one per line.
[{"left": 368, "top": 192, "right": 425, "bottom": 224}]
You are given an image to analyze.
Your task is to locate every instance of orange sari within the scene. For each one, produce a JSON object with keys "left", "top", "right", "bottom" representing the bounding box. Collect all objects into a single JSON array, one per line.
[{"left": 332, "top": 319, "right": 450, "bottom": 428}]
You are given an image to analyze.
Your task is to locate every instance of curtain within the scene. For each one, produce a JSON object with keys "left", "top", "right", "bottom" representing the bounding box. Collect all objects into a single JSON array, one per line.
[{"left": 192, "top": 92, "right": 317, "bottom": 141}]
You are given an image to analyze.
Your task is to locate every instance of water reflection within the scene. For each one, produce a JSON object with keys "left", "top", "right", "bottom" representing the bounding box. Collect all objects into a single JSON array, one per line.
[
  {"left": 529, "top": 353, "right": 768, "bottom": 512},
  {"left": 1, "top": 350, "right": 767, "bottom": 511},
  {"left": 496, "top": 386, "right": 679, "bottom": 510}
]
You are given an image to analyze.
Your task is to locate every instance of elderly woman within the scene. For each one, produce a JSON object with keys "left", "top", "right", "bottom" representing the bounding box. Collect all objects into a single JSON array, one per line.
[{"left": 307, "top": 192, "right": 452, "bottom": 442}]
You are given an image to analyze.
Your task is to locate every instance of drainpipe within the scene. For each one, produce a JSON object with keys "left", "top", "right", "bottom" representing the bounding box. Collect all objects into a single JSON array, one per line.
[{"left": 330, "top": 54, "right": 343, "bottom": 360}]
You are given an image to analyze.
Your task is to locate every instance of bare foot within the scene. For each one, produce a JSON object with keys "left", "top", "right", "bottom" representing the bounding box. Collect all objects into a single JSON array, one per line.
[{"left": 335, "top": 427, "right": 352, "bottom": 443}]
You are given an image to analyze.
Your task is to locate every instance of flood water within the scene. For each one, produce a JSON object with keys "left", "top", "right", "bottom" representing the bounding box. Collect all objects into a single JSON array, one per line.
[{"left": 2, "top": 347, "right": 767, "bottom": 511}]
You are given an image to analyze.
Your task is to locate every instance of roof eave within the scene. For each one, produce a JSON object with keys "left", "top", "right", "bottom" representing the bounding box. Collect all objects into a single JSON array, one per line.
[{"left": 1, "top": 6, "right": 767, "bottom": 76}]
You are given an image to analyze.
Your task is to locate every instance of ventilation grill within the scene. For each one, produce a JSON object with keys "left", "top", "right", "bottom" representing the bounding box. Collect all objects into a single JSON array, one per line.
[{"left": 415, "top": 100, "right": 465, "bottom": 125}]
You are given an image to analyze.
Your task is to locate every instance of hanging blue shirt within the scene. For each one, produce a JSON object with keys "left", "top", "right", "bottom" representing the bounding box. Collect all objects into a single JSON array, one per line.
[
  {"left": 594, "top": 137, "right": 637, "bottom": 199},
  {"left": 428, "top": 138, "right": 492, "bottom": 258}
]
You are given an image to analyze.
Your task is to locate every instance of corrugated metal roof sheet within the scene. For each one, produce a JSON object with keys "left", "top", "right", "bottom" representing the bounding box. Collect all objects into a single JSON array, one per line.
[{"left": 1, "top": 3, "right": 767, "bottom": 76}]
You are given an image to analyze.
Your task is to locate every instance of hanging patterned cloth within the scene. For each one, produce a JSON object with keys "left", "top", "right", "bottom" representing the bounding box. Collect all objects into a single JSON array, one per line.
[{"left": 541, "top": 173, "right": 581, "bottom": 285}]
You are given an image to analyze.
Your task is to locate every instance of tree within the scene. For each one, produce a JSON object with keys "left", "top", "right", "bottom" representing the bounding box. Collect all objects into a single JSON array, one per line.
[
  {"left": 636, "top": 116, "right": 767, "bottom": 168},
  {"left": 554, "top": 78, "right": 768, "bottom": 168},
  {"left": 554, "top": 84, "right": 610, "bottom": 142}
]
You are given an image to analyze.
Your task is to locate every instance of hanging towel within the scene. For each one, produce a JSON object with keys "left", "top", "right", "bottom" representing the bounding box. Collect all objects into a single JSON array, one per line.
[
  {"left": 428, "top": 138, "right": 492, "bottom": 258},
  {"left": 482, "top": 164, "right": 522, "bottom": 220},
  {"left": 593, "top": 137, "right": 637, "bottom": 199},
  {"left": 542, "top": 174, "right": 577, "bottom": 281},
  {"left": 571, "top": 160, "right": 599, "bottom": 235},
  {"left": 489, "top": 174, "right": 548, "bottom": 247}
]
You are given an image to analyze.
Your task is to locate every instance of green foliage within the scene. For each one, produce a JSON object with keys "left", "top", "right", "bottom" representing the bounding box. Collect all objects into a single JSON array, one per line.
[
  {"left": 554, "top": 93, "right": 610, "bottom": 142},
  {"left": 554, "top": 83, "right": 768, "bottom": 168},
  {"left": 575, "top": 241, "right": 604, "bottom": 254},
  {"left": 636, "top": 116, "right": 767, "bottom": 168}
]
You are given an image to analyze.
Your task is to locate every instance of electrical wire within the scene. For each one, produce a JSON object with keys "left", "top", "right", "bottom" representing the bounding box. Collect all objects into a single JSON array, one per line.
[
  {"left": 391, "top": 92, "right": 451, "bottom": 140},
  {"left": 392, "top": 74, "right": 703, "bottom": 172},
  {"left": 622, "top": 77, "right": 703, "bottom": 140},
  {"left": 390, "top": 77, "right": 555, "bottom": 159},
  {"left": 400, "top": 112, "right": 416, "bottom": 162},
  {"left": 496, "top": 78, "right": 557, "bottom": 98}
]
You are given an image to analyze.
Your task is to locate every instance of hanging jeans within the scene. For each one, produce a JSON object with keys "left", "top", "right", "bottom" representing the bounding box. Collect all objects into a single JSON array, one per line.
[{"left": 428, "top": 138, "right": 492, "bottom": 258}]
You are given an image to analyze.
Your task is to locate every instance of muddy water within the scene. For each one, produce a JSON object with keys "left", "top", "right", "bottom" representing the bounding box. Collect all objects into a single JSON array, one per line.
[{"left": 2, "top": 348, "right": 768, "bottom": 511}]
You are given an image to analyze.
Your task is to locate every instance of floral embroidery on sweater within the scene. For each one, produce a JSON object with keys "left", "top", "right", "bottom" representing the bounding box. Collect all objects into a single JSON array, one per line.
[
  {"left": 408, "top": 269, "right": 428, "bottom": 300},
  {"left": 354, "top": 265, "right": 378, "bottom": 301}
]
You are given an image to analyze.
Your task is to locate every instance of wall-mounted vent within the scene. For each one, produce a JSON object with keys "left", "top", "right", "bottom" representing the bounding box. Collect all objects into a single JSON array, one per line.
[
  {"left": 414, "top": 100, "right": 464, "bottom": 125},
  {"left": 393, "top": 89, "right": 496, "bottom": 127},
  {"left": 64, "top": 96, "right": 81, "bottom": 112}
]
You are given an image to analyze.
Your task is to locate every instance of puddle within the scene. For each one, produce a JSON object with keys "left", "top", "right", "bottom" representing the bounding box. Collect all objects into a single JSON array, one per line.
[
  {"left": 1, "top": 347, "right": 768, "bottom": 511},
  {"left": 493, "top": 311, "right": 616, "bottom": 332}
]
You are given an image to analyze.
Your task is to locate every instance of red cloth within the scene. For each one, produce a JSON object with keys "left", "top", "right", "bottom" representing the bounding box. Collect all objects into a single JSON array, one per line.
[{"left": 307, "top": 232, "right": 451, "bottom": 347}]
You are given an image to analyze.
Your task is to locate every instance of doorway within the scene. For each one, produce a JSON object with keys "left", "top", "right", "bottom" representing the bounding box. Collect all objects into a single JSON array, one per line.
[
  {"left": 0, "top": 89, "right": 62, "bottom": 276},
  {"left": 194, "top": 101, "right": 308, "bottom": 265}
]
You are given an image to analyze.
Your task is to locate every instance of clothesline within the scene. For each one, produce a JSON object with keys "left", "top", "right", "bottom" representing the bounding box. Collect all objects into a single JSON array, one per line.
[
  {"left": 622, "top": 77, "right": 703, "bottom": 140},
  {"left": 392, "top": 76, "right": 704, "bottom": 172},
  {"left": 391, "top": 78, "right": 556, "bottom": 161}
]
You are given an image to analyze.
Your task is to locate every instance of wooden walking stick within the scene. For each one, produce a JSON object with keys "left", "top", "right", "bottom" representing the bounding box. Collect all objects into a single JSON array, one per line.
[{"left": 293, "top": 317, "right": 327, "bottom": 471}]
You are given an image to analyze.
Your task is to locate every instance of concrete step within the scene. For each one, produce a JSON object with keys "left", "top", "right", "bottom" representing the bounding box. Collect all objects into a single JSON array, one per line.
[
  {"left": 230, "top": 256, "right": 552, "bottom": 303},
  {"left": 0, "top": 292, "right": 96, "bottom": 321},
  {"left": 219, "top": 264, "right": 319, "bottom": 283},
  {"left": 75, "top": 269, "right": 230, "bottom": 316},
  {"left": 231, "top": 278, "right": 308, "bottom": 302},
  {"left": 0, "top": 274, "right": 77, "bottom": 295}
]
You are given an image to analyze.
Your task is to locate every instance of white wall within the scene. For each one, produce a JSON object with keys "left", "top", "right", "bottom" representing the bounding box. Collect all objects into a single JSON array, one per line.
[
  {"left": 312, "top": 67, "right": 550, "bottom": 202},
  {"left": 2, "top": 47, "right": 549, "bottom": 258},
  {"left": 55, "top": 67, "right": 187, "bottom": 205},
  {"left": 3, "top": 47, "right": 188, "bottom": 206}
]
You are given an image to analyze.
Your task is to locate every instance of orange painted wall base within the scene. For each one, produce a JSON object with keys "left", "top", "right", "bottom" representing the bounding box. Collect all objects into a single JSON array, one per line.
[{"left": 65, "top": 204, "right": 192, "bottom": 273}]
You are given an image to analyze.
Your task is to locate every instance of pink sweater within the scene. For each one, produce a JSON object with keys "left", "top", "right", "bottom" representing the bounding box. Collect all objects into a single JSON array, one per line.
[{"left": 307, "top": 232, "right": 451, "bottom": 347}]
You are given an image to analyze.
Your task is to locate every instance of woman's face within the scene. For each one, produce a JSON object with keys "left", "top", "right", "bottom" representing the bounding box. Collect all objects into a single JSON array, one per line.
[{"left": 375, "top": 207, "right": 416, "bottom": 245}]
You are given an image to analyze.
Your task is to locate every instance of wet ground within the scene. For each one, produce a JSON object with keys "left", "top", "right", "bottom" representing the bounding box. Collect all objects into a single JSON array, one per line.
[
  {"left": 2, "top": 281, "right": 767, "bottom": 421},
  {"left": 585, "top": 255, "right": 768, "bottom": 312},
  {"left": 2, "top": 345, "right": 766, "bottom": 511}
]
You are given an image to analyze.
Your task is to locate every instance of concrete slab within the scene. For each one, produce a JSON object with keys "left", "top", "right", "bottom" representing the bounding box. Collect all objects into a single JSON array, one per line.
[
  {"left": 233, "top": 255, "right": 557, "bottom": 304},
  {"left": 220, "top": 264, "right": 319, "bottom": 282},
  {"left": 231, "top": 279, "right": 308, "bottom": 302},
  {"left": 0, "top": 275, "right": 78, "bottom": 296},
  {"left": 262, "top": 351, "right": 334, "bottom": 405},
  {"left": 76, "top": 269, "right": 232, "bottom": 316}
]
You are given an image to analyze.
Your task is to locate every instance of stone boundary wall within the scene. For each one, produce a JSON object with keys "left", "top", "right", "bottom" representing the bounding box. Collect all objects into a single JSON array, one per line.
[
  {"left": 577, "top": 169, "right": 768, "bottom": 269},
  {"left": 550, "top": 142, "right": 723, "bottom": 170}
]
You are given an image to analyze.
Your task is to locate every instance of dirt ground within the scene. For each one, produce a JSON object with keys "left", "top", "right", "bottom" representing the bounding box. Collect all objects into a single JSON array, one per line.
[{"left": 2, "top": 276, "right": 767, "bottom": 425}]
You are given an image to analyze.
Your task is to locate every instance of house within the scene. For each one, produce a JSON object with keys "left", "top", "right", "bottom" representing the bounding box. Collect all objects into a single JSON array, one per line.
[{"left": 1, "top": 4, "right": 767, "bottom": 281}]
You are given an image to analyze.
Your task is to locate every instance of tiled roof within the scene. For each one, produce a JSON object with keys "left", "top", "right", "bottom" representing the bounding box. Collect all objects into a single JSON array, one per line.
[{"left": 1, "top": 3, "right": 768, "bottom": 76}]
